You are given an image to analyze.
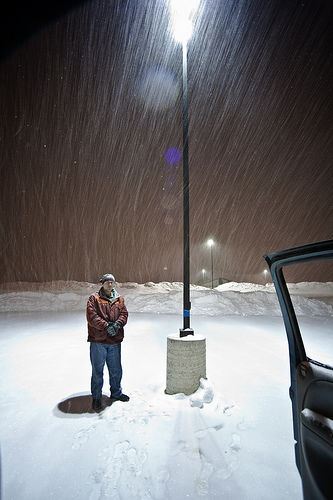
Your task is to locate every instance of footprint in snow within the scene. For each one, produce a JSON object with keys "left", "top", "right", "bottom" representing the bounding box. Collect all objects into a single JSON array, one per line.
[
  {"left": 237, "top": 415, "right": 255, "bottom": 430},
  {"left": 153, "top": 469, "right": 171, "bottom": 499},
  {"left": 195, "top": 423, "right": 224, "bottom": 439},
  {"left": 169, "top": 439, "right": 188, "bottom": 456},
  {"left": 223, "top": 404, "right": 236, "bottom": 416},
  {"left": 126, "top": 446, "right": 147, "bottom": 476},
  {"left": 72, "top": 424, "right": 96, "bottom": 450},
  {"left": 99, "top": 442, "right": 130, "bottom": 498},
  {"left": 216, "top": 457, "right": 239, "bottom": 481},
  {"left": 196, "top": 459, "right": 214, "bottom": 497},
  {"left": 90, "top": 441, "right": 148, "bottom": 498},
  {"left": 230, "top": 433, "right": 241, "bottom": 452},
  {"left": 87, "top": 468, "right": 104, "bottom": 500}
]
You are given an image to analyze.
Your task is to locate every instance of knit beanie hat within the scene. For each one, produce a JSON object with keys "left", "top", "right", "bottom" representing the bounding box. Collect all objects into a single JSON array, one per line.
[{"left": 99, "top": 274, "right": 115, "bottom": 283}]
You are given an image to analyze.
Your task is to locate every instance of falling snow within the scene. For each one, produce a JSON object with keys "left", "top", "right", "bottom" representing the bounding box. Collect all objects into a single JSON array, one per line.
[{"left": 0, "top": 0, "right": 333, "bottom": 284}]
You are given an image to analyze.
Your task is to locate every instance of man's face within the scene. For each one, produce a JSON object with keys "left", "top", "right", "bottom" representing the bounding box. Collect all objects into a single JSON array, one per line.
[{"left": 102, "top": 279, "right": 115, "bottom": 296}]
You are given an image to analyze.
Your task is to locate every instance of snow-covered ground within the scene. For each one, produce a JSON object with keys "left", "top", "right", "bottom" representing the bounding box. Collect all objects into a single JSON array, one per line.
[{"left": 0, "top": 281, "right": 332, "bottom": 499}]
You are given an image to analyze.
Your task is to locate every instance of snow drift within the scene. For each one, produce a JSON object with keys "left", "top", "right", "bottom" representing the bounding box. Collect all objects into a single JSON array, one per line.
[{"left": 0, "top": 280, "right": 332, "bottom": 316}]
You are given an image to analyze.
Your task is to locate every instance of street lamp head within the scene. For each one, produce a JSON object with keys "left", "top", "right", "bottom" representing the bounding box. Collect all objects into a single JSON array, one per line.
[
  {"left": 207, "top": 239, "right": 214, "bottom": 247},
  {"left": 168, "top": 0, "right": 200, "bottom": 43}
]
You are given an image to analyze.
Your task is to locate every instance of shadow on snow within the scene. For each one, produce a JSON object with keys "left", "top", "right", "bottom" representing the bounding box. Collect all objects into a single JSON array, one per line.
[{"left": 54, "top": 393, "right": 114, "bottom": 416}]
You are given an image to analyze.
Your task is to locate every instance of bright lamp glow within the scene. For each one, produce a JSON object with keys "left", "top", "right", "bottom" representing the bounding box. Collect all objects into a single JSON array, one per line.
[
  {"left": 207, "top": 239, "right": 214, "bottom": 246},
  {"left": 169, "top": 0, "right": 200, "bottom": 43}
]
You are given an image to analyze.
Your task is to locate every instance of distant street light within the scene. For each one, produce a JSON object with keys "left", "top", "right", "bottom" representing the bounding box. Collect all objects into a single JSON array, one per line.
[
  {"left": 207, "top": 239, "right": 214, "bottom": 288},
  {"left": 264, "top": 269, "right": 268, "bottom": 283},
  {"left": 169, "top": 0, "right": 200, "bottom": 337},
  {"left": 202, "top": 269, "right": 206, "bottom": 284}
]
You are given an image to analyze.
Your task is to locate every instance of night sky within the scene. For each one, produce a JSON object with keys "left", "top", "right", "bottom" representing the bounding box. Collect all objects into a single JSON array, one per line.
[{"left": 1, "top": 0, "right": 333, "bottom": 285}]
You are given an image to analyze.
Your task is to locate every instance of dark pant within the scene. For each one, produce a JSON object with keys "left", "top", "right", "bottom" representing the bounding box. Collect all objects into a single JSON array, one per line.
[{"left": 90, "top": 342, "right": 122, "bottom": 399}]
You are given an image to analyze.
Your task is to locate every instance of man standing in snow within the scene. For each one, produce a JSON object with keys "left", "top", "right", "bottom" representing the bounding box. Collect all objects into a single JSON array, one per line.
[{"left": 86, "top": 273, "right": 129, "bottom": 411}]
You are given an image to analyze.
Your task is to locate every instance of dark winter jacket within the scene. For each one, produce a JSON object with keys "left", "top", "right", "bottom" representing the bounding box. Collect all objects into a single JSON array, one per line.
[{"left": 86, "top": 288, "right": 128, "bottom": 344}]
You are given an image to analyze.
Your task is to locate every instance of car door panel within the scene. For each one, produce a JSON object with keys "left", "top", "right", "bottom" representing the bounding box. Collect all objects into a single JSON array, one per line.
[
  {"left": 296, "top": 361, "right": 333, "bottom": 500},
  {"left": 300, "top": 408, "right": 333, "bottom": 500},
  {"left": 297, "top": 361, "right": 333, "bottom": 421}
]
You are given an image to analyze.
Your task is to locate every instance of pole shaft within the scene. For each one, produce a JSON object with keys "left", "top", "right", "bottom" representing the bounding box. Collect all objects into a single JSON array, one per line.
[
  {"left": 211, "top": 246, "right": 213, "bottom": 288},
  {"left": 182, "top": 40, "right": 191, "bottom": 332}
]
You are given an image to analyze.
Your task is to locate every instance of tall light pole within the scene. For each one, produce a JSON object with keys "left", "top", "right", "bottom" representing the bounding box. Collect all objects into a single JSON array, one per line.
[
  {"left": 169, "top": 0, "right": 199, "bottom": 337},
  {"left": 166, "top": 1, "right": 206, "bottom": 397},
  {"left": 207, "top": 239, "right": 214, "bottom": 288}
]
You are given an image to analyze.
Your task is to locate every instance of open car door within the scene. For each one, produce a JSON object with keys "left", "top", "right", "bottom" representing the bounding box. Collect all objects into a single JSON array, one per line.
[{"left": 264, "top": 240, "right": 333, "bottom": 500}]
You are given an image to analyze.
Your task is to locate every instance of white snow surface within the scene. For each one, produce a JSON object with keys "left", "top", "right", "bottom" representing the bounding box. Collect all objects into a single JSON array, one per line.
[{"left": 0, "top": 281, "right": 332, "bottom": 499}]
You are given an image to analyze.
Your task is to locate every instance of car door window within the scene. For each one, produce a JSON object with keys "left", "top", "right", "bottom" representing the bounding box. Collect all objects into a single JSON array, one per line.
[{"left": 284, "top": 262, "right": 333, "bottom": 367}]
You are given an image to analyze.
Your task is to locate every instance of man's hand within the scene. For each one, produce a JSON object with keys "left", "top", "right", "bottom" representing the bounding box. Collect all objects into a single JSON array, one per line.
[
  {"left": 113, "top": 321, "right": 122, "bottom": 333},
  {"left": 105, "top": 322, "right": 116, "bottom": 336},
  {"left": 105, "top": 321, "right": 122, "bottom": 337}
]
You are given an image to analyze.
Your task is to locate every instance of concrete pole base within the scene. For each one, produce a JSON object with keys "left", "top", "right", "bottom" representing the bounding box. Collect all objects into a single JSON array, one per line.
[{"left": 165, "top": 333, "right": 206, "bottom": 395}]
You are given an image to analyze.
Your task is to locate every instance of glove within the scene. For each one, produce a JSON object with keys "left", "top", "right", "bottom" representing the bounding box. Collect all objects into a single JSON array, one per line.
[
  {"left": 113, "top": 321, "right": 122, "bottom": 333},
  {"left": 105, "top": 322, "right": 117, "bottom": 337},
  {"left": 105, "top": 321, "right": 122, "bottom": 337}
]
